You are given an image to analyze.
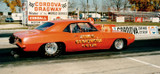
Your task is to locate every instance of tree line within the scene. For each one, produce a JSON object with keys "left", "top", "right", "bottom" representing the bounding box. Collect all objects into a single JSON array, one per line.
[
  {"left": 69, "top": 0, "right": 160, "bottom": 12},
  {"left": 1, "top": 0, "right": 160, "bottom": 13}
]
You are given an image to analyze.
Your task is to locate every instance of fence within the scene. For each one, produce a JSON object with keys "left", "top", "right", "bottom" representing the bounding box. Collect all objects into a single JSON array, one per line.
[{"left": 111, "top": 11, "right": 160, "bottom": 22}]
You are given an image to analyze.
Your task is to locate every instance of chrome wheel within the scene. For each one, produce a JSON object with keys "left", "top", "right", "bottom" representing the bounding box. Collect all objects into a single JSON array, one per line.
[
  {"left": 45, "top": 42, "right": 58, "bottom": 55},
  {"left": 114, "top": 39, "right": 124, "bottom": 50}
]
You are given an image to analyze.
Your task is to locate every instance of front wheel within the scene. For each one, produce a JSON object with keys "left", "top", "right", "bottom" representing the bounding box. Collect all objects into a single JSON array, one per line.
[
  {"left": 39, "top": 42, "right": 62, "bottom": 57},
  {"left": 112, "top": 39, "right": 126, "bottom": 51}
]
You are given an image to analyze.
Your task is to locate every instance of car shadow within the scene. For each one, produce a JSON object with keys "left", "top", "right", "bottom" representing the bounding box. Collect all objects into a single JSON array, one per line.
[{"left": 0, "top": 33, "right": 13, "bottom": 38}]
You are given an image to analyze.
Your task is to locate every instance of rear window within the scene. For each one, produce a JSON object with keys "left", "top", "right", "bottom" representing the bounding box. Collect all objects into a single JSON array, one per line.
[{"left": 35, "top": 22, "right": 54, "bottom": 31}]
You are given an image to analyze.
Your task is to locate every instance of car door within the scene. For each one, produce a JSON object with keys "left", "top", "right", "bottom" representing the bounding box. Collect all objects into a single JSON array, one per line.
[{"left": 64, "top": 22, "right": 107, "bottom": 52}]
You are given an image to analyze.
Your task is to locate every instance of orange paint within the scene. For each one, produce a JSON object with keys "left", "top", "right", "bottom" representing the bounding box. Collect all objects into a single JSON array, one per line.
[{"left": 11, "top": 20, "right": 135, "bottom": 52}]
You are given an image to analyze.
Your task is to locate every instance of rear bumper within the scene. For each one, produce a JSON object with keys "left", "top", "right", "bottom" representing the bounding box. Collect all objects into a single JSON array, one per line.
[
  {"left": 9, "top": 35, "right": 15, "bottom": 44},
  {"left": 9, "top": 34, "right": 42, "bottom": 52}
]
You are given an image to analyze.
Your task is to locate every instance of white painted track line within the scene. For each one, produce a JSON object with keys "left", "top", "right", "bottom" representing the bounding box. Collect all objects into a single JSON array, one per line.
[{"left": 127, "top": 57, "right": 160, "bottom": 69}]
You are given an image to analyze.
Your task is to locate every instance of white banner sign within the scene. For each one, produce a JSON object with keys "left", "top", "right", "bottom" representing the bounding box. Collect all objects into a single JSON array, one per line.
[
  {"left": 152, "top": 17, "right": 159, "bottom": 22},
  {"left": 26, "top": 0, "right": 68, "bottom": 24},
  {"left": 116, "top": 17, "right": 125, "bottom": 22},
  {"left": 112, "top": 26, "right": 159, "bottom": 35}
]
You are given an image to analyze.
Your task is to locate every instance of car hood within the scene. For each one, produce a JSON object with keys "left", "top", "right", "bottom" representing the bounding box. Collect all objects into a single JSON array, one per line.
[{"left": 13, "top": 29, "right": 42, "bottom": 38}]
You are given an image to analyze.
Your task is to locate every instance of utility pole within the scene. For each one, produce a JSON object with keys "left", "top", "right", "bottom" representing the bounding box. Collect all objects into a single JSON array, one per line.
[
  {"left": 87, "top": 0, "right": 89, "bottom": 18},
  {"left": 76, "top": 8, "right": 79, "bottom": 20}
]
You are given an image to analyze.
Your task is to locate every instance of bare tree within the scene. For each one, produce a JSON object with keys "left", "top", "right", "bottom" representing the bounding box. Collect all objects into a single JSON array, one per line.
[
  {"left": 79, "top": 0, "right": 87, "bottom": 12},
  {"left": 3, "top": 0, "right": 22, "bottom": 13},
  {"left": 79, "top": 0, "right": 88, "bottom": 18},
  {"left": 101, "top": 0, "right": 107, "bottom": 17},
  {"left": 92, "top": 0, "right": 99, "bottom": 17},
  {"left": 68, "top": 0, "right": 76, "bottom": 11},
  {"left": 123, "top": 0, "right": 129, "bottom": 11},
  {"left": 109, "top": 0, "right": 124, "bottom": 11},
  {"left": 105, "top": 0, "right": 113, "bottom": 12}
]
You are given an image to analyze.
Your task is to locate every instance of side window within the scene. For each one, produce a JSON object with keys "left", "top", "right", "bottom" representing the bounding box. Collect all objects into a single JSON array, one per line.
[
  {"left": 70, "top": 23, "right": 80, "bottom": 33},
  {"left": 63, "top": 23, "right": 80, "bottom": 33},
  {"left": 63, "top": 25, "right": 70, "bottom": 32},
  {"left": 77, "top": 23, "right": 98, "bottom": 32},
  {"left": 63, "top": 23, "right": 98, "bottom": 33}
]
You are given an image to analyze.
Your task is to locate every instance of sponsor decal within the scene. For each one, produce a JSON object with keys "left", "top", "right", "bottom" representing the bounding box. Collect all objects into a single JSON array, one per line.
[
  {"left": 80, "top": 34, "right": 95, "bottom": 39},
  {"left": 75, "top": 34, "right": 102, "bottom": 48},
  {"left": 75, "top": 39, "right": 102, "bottom": 44}
]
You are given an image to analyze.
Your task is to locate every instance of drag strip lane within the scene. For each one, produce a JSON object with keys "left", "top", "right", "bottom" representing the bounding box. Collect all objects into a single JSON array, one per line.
[
  {"left": 128, "top": 57, "right": 160, "bottom": 69},
  {"left": 0, "top": 39, "right": 160, "bottom": 67}
]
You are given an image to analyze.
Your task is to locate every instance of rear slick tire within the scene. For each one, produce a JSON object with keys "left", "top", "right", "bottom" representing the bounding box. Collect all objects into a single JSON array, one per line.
[{"left": 39, "top": 42, "right": 62, "bottom": 57}]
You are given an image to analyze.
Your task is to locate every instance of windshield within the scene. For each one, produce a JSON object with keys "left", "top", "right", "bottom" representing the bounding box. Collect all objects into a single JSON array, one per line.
[{"left": 35, "top": 22, "right": 54, "bottom": 31}]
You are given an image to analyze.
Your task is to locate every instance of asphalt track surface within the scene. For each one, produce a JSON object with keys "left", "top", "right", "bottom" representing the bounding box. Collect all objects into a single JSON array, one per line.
[
  {"left": 0, "top": 35, "right": 160, "bottom": 66},
  {"left": 0, "top": 32, "right": 160, "bottom": 74}
]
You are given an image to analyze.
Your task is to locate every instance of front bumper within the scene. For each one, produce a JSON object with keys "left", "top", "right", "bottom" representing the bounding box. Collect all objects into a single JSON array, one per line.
[{"left": 9, "top": 35, "right": 41, "bottom": 52}]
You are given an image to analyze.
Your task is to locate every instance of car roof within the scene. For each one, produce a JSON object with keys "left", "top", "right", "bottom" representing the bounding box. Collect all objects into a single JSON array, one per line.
[
  {"left": 49, "top": 20, "right": 90, "bottom": 24},
  {"left": 45, "top": 20, "right": 91, "bottom": 32}
]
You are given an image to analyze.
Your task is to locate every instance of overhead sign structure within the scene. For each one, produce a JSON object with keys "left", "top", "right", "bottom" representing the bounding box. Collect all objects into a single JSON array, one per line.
[
  {"left": 113, "top": 26, "right": 159, "bottom": 35},
  {"left": 22, "top": 0, "right": 68, "bottom": 25}
]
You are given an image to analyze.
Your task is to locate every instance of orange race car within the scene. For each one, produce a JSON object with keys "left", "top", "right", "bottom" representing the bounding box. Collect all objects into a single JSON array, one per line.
[{"left": 9, "top": 20, "right": 135, "bottom": 57}]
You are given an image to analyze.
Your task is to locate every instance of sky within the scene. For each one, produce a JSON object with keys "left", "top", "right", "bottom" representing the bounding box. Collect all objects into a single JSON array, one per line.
[
  {"left": 0, "top": 2, "right": 10, "bottom": 12},
  {"left": 0, "top": 0, "right": 108, "bottom": 12},
  {"left": 69, "top": 0, "right": 104, "bottom": 12},
  {"left": 0, "top": 1, "right": 20, "bottom": 12}
]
